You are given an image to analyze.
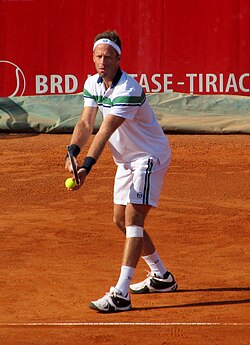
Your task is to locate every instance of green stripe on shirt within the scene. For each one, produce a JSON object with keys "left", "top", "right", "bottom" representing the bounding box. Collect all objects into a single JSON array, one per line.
[
  {"left": 84, "top": 89, "right": 145, "bottom": 107},
  {"left": 113, "top": 91, "right": 146, "bottom": 106},
  {"left": 83, "top": 89, "right": 103, "bottom": 104}
]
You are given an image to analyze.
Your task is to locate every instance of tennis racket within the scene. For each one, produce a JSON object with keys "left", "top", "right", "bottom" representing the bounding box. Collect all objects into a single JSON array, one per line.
[{"left": 66, "top": 145, "right": 80, "bottom": 185}]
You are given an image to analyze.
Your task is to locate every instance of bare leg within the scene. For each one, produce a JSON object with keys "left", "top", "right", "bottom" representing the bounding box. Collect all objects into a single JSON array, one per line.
[
  {"left": 113, "top": 203, "right": 170, "bottom": 297},
  {"left": 113, "top": 203, "right": 156, "bottom": 258}
]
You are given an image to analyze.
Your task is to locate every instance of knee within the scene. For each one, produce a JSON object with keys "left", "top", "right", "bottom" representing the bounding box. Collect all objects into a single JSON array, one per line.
[
  {"left": 126, "top": 225, "right": 144, "bottom": 238},
  {"left": 113, "top": 214, "right": 126, "bottom": 234}
]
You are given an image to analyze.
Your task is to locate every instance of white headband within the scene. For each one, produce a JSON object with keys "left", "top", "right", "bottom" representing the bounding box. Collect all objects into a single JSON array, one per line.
[{"left": 93, "top": 38, "right": 121, "bottom": 55}]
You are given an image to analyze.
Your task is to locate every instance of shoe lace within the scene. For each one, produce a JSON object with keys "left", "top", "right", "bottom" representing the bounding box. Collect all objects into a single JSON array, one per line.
[
  {"left": 108, "top": 287, "right": 120, "bottom": 297},
  {"left": 146, "top": 270, "right": 154, "bottom": 278},
  {"left": 101, "top": 287, "right": 119, "bottom": 301},
  {"left": 140, "top": 270, "right": 154, "bottom": 285}
]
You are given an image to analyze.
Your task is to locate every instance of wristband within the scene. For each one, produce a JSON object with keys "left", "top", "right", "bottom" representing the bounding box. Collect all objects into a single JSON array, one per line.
[
  {"left": 81, "top": 156, "right": 96, "bottom": 175},
  {"left": 66, "top": 144, "right": 81, "bottom": 159}
]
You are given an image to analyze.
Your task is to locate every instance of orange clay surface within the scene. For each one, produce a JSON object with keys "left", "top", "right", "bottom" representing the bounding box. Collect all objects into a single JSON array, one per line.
[{"left": 0, "top": 133, "right": 249, "bottom": 344}]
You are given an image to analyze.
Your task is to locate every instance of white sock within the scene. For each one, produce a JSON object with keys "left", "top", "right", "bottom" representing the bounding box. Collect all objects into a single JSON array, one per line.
[
  {"left": 115, "top": 265, "right": 135, "bottom": 296},
  {"left": 142, "top": 251, "right": 167, "bottom": 278}
]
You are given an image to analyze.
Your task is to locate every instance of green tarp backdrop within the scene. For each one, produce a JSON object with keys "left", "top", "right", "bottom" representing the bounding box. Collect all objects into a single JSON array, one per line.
[{"left": 0, "top": 93, "right": 249, "bottom": 134}]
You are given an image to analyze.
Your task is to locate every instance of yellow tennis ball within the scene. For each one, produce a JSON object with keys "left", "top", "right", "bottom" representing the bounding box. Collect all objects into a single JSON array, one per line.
[{"left": 65, "top": 177, "right": 77, "bottom": 189}]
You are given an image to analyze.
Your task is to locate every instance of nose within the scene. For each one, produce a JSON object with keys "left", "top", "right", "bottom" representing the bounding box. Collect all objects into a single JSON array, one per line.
[{"left": 100, "top": 56, "right": 106, "bottom": 65}]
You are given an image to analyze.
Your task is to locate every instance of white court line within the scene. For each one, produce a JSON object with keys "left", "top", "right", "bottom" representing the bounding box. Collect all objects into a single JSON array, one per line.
[{"left": 0, "top": 322, "right": 249, "bottom": 327}]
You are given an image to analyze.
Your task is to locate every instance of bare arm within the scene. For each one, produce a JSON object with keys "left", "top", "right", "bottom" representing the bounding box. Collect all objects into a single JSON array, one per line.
[
  {"left": 65, "top": 106, "right": 97, "bottom": 172},
  {"left": 86, "top": 114, "right": 125, "bottom": 160},
  {"left": 70, "top": 106, "right": 98, "bottom": 149},
  {"left": 71, "top": 114, "right": 125, "bottom": 190}
]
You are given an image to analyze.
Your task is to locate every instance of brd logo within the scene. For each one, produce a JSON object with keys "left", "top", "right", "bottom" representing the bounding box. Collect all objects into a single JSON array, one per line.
[{"left": 0, "top": 60, "right": 26, "bottom": 97}]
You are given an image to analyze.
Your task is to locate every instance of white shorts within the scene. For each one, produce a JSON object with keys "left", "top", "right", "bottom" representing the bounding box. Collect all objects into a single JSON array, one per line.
[{"left": 113, "top": 156, "right": 170, "bottom": 207}]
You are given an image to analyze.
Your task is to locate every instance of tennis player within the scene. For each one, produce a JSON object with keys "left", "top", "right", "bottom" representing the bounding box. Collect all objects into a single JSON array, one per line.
[{"left": 65, "top": 31, "right": 177, "bottom": 313}]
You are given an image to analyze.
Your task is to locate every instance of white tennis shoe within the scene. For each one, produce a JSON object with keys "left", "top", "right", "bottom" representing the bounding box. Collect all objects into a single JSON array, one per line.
[
  {"left": 129, "top": 271, "right": 178, "bottom": 294},
  {"left": 89, "top": 287, "right": 132, "bottom": 313}
]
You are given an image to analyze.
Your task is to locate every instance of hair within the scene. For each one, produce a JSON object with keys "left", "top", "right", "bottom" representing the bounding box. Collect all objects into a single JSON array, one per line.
[{"left": 94, "top": 30, "right": 122, "bottom": 50}]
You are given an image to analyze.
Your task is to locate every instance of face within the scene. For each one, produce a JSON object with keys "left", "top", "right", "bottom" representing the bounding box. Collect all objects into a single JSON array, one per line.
[{"left": 93, "top": 44, "right": 120, "bottom": 83}]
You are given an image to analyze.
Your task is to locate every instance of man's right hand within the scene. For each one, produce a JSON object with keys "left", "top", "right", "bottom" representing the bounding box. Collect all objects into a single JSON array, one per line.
[{"left": 66, "top": 168, "right": 88, "bottom": 191}]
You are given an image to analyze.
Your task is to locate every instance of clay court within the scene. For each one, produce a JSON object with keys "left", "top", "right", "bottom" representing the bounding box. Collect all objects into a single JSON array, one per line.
[{"left": 0, "top": 133, "right": 249, "bottom": 344}]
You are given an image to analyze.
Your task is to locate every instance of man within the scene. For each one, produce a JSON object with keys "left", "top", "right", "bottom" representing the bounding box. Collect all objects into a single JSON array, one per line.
[{"left": 65, "top": 31, "right": 177, "bottom": 313}]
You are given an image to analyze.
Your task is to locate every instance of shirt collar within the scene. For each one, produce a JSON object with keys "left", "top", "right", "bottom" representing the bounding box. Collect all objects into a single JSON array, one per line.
[{"left": 97, "top": 68, "right": 123, "bottom": 89}]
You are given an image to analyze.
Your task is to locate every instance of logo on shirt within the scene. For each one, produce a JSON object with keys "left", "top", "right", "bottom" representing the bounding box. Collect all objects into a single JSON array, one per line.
[{"left": 137, "top": 192, "right": 143, "bottom": 199}]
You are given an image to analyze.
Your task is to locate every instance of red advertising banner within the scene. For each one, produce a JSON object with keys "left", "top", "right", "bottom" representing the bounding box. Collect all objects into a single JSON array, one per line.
[{"left": 0, "top": 0, "right": 250, "bottom": 97}]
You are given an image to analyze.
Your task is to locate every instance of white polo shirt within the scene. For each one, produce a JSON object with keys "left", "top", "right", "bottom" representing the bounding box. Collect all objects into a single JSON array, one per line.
[{"left": 83, "top": 69, "right": 171, "bottom": 164}]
